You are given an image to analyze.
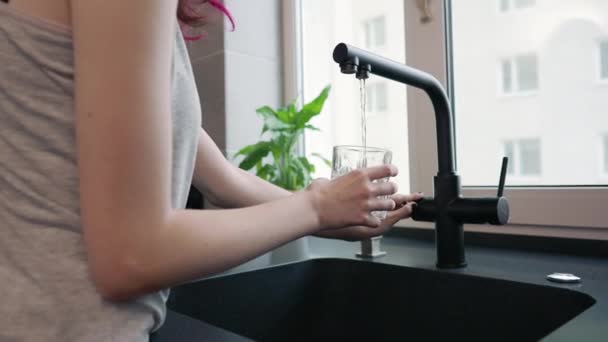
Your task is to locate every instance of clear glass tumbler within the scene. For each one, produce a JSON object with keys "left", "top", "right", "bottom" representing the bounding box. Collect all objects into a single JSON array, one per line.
[{"left": 331, "top": 145, "right": 393, "bottom": 219}]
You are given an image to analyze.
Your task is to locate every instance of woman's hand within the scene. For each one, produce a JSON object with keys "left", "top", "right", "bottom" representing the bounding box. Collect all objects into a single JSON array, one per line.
[
  {"left": 306, "top": 165, "right": 400, "bottom": 230},
  {"left": 314, "top": 192, "right": 424, "bottom": 241}
]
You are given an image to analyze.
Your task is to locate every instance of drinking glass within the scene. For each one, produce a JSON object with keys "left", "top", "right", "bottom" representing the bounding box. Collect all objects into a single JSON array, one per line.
[{"left": 331, "top": 145, "right": 393, "bottom": 219}]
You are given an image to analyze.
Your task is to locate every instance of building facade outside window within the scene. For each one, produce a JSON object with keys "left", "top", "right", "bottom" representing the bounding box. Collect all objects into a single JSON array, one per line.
[{"left": 453, "top": 0, "right": 608, "bottom": 187}]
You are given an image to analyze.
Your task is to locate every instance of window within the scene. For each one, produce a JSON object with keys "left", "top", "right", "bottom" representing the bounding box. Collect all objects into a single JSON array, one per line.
[
  {"left": 366, "top": 82, "right": 388, "bottom": 113},
  {"left": 299, "top": 1, "right": 408, "bottom": 192},
  {"left": 290, "top": 0, "right": 608, "bottom": 238},
  {"left": 500, "top": 54, "right": 538, "bottom": 94},
  {"left": 363, "top": 16, "right": 386, "bottom": 49},
  {"left": 451, "top": 0, "right": 608, "bottom": 233},
  {"left": 499, "top": 0, "right": 536, "bottom": 12},
  {"left": 600, "top": 40, "right": 608, "bottom": 80},
  {"left": 504, "top": 139, "right": 541, "bottom": 176}
]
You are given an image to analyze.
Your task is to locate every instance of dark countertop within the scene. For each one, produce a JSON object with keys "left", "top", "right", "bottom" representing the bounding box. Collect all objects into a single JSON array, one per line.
[{"left": 162, "top": 235, "right": 608, "bottom": 341}]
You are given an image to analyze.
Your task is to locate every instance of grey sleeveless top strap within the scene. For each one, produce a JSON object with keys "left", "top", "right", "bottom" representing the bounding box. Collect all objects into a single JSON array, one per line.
[{"left": 0, "top": 4, "right": 201, "bottom": 341}]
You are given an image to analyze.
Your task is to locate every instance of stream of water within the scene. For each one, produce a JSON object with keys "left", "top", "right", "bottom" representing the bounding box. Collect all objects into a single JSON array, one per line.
[{"left": 360, "top": 78, "right": 367, "bottom": 167}]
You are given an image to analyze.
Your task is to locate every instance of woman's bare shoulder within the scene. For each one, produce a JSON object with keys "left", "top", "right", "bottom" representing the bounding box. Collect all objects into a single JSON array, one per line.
[{"left": 5, "top": 0, "right": 71, "bottom": 28}]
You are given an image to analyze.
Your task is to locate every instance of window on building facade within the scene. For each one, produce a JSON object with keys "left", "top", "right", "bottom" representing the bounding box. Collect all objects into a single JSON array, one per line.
[
  {"left": 500, "top": 54, "right": 538, "bottom": 94},
  {"left": 503, "top": 139, "right": 542, "bottom": 177},
  {"left": 366, "top": 82, "right": 388, "bottom": 113},
  {"left": 363, "top": 16, "right": 386, "bottom": 49}
]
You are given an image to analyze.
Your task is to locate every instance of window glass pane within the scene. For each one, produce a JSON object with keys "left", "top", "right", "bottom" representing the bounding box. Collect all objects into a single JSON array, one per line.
[
  {"left": 501, "top": 60, "right": 512, "bottom": 93},
  {"left": 301, "top": 0, "right": 409, "bottom": 192},
  {"left": 519, "top": 139, "right": 541, "bottom": 175},
  {"left": 601, "top": 41, "right": 608, "bottom": 80},
  {"left": 516, "top": 54, "right": 538, "bottom": 91},
  {"left": 452, "top": 0, "right": 608, "bottom": 186}
]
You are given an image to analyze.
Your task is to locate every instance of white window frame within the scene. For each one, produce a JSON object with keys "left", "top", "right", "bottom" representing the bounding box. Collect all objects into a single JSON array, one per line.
[{"left": 284, "top": 0, "right": 608, "bottom": 240}]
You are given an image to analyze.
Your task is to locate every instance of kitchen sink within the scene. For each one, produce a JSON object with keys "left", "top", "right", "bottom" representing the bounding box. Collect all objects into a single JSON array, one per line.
[{"left": 167, "top": 258, "right": 595, "bottom": 341}]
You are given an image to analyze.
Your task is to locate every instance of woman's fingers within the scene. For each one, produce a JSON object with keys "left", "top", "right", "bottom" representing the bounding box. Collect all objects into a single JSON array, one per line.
[
  {"left": 390, "top": 192, "right": 424, "bottom": 208},
  {"left": 371, "top": 181, "right": 398, "bottom": 196},
  {"left": 389, "top": 201, "right": 416, "bottom": 219},
  {"left": 364, "top": 164, "right": 398, "bottom": 181},
  {"left": 367, "top": 198, "right": 396, "bottom": 211},
  {"left": 363, "top": 214, "right": 382, "bottom": 228}
]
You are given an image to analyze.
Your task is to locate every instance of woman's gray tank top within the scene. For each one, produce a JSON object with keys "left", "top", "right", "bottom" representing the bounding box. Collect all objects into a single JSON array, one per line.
[{"left": 0, "top": 4, "right": 201, "bottom": 341}]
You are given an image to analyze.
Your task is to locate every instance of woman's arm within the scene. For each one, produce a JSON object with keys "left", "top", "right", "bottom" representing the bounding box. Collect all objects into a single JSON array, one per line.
[
  {"left": 192, "top": 129, "right": 423, "bottom": 240},
  {"left": 73, "top": 0, "right": 397, "bottom": 301},
  {"left": 192, "top": 128, "right": 291, "bottom": 208}
]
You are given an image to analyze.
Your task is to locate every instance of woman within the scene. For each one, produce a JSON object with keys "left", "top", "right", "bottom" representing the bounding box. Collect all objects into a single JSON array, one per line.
[{"left": 0, "top": 0, "right": 422, "bottom": 340}]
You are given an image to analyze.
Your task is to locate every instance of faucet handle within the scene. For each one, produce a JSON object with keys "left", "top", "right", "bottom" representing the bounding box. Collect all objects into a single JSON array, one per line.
[{"left": 497, "top": 157, "right": 508, "bottom": 197}]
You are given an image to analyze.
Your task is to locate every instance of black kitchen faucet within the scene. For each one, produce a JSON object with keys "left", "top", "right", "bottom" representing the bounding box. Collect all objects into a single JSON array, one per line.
[{"left": 333, "top": 43, "right": 510, "bottom": 268}]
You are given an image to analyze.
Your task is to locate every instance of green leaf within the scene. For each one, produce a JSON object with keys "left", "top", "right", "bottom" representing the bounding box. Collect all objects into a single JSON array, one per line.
[
  {"left": 296, "top": 85, "right": 331, "bottom": 128},
  {"left": 235, "top": 143, "right": 260, "bottom": 157},
  {"left": 238, "top": 142, "right": 271, "bottom": 170},
  {"left": 256, "top": 106, "right": 279, "bottom": 119},
  {"left": 311, "top": 152, "right": 332, "bottom": 168},
  {"left": 275, "top": 108, "right": 292, "bottom": 124},
  {"left": 257, "top": 106, "right": 291, "bottom": 134},
  {"left": 256, "top": 164, "right": 276, "bottom": 181},
  {"left": 287, "top": 100, "right": 298, "bottom": 122}
]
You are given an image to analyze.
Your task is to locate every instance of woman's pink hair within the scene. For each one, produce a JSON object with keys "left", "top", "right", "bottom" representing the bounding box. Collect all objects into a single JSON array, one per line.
[{"left": 178, "top": 0, "right": 235, "bottom": 41}]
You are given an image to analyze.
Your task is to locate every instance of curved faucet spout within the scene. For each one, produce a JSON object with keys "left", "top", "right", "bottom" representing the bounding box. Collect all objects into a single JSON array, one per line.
[{"left": 333, "top": 43, "right": 455, "bottom": 175}]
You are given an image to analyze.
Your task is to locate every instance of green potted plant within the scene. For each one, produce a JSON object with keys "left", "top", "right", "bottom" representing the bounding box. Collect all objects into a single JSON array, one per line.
[{"left": 235, "top": 85, "right": 332, "bottom": 191}]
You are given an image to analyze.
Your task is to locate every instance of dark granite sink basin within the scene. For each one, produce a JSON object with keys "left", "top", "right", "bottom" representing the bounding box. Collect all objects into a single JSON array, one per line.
[{"left": 167, "top": 258, "right": 595, "bottom": 341}]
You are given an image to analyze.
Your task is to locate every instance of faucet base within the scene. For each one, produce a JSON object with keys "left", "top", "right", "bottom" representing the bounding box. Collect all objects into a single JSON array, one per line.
[{"left": 355, "top": 237, "right": 387, "bottom": 259}]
